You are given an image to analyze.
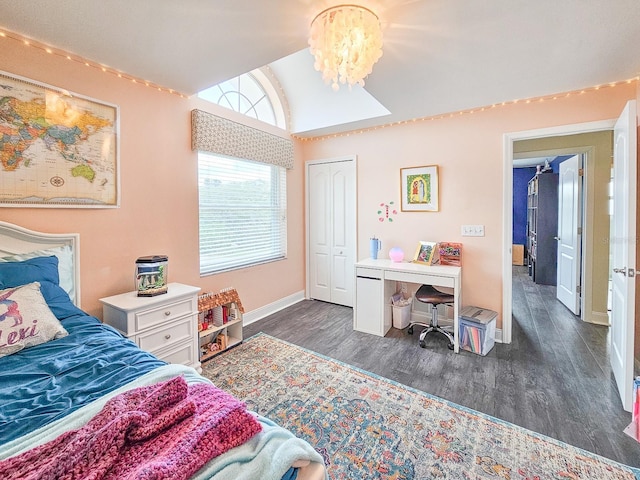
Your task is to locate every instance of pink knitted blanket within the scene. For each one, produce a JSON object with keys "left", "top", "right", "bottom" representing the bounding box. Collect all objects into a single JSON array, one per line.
[{"left": 0, "top": 376, "right": 262, "bottom": 480}]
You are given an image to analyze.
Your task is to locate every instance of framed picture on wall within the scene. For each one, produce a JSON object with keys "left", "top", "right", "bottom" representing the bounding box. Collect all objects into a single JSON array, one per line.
[{"left": 400, "top": 165, "right": 439, "bottom": 212}]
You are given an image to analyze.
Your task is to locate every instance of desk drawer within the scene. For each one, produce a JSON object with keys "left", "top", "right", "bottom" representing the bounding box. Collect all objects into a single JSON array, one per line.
[
  {"left": 137, "top": 316, "right": 194, "bottom": 353},
  {"left": 385, "top": 270, "right": 455, "bottom": 288},
  {"left": 355, "top": 267, "right": 383, "bottom": 279},
  {"left": 135, "top": 297, "right": 194, "bottom": 331}
]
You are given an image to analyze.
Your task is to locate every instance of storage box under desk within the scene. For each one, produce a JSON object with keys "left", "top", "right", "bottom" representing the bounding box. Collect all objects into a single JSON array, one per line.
[{"left": 458, "top": 317, "right": 496, "bottom": 356}]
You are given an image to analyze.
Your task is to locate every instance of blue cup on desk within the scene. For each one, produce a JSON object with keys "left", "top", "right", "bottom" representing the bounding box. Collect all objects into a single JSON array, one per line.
[{"left": 370, "top": 238, "right": 382, "bottom": 259}]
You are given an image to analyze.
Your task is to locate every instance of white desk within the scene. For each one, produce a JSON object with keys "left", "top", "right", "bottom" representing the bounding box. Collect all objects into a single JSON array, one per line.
[{"left": 353, "top": 258, "right": 462, "bottom": 353}]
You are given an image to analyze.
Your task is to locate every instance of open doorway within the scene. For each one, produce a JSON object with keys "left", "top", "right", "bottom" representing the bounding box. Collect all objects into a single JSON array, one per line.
[
  {"left": 502, "top": 121, "right": 616, "bottom": 344},
  {"left": 504, "top": 103, "right": 638, "bottom": 412},
  {"left": 513, "top": 151, "right": 593, "bottom": 320}
]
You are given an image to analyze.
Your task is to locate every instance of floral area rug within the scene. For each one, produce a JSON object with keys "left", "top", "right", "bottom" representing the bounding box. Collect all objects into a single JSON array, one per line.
[{"left": 202, "top": 333, "right": 640, "bottom": 479}]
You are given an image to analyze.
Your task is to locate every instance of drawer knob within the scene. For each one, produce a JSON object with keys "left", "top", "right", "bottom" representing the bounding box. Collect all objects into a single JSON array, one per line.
[
  {"left": 165, "top": 334, "right": 171, "bottom": 340},
  {"left": 164, "top": 311, "right": 171, "bottom": 316}
]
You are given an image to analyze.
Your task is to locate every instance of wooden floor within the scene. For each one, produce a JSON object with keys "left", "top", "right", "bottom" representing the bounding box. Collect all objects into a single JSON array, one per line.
[{"left": 244, "top": 266, "right": 640, "bottom": 468}]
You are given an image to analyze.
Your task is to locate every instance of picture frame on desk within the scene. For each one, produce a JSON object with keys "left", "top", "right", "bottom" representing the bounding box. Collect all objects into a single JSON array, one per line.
[
  {"left": 436, "top": 242, "right": 463, "bottom": 267},
  {"left": 413, "top": 241, "right": 438, "bottom": 265},
  {"left": 400, "top": 165, "right": 439, "bottom": 212}
]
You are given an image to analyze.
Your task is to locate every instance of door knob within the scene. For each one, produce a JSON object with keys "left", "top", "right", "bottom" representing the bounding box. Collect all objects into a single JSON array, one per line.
[
  {"left": 553, "top": 236, "right": 560, "bottom": 241},
  {"left": 613, "top": 267, "right": 626, "bottom": 275}
]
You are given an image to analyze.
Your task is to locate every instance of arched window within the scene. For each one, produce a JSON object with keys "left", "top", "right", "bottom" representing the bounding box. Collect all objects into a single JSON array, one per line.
[{"left": 198, "top": 69, "right": 286, "bottom": 129}]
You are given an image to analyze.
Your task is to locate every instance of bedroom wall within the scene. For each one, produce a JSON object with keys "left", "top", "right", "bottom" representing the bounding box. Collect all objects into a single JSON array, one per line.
[
  {"left": 300, "top": 83, "right": 637, "bottom": 331},
  {"left": 0, "top": 36, "right": 306, "bottom": 318},
  {"left": 1, "top": 34, "right": 638, "bottom": 342}
]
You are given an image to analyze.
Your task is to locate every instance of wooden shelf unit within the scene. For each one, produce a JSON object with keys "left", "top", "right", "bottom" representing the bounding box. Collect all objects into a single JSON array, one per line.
[
  {"left": 527, "top": 172, "right": 559, "bottom": 285},
  {"left": 198, "top": 317, "right": 243, "bottom": 362},
  {"left": 197, "top": 288, "right": 244, "bottom": 362}
]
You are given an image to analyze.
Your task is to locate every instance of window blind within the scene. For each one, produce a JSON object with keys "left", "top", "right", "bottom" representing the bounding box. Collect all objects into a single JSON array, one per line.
[{"left": 198, "top": 152, "right": 287, "bottom": 275}]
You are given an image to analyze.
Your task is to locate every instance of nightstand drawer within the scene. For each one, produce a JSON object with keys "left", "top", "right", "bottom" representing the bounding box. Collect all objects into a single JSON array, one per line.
[
  {"left": 155, "top": 340, "right": 197, "bottom": 368},
  {"left": 137, "top": 316, "right": 194, "bottom": 353},
  {"left": 135, "top": 298, "right": 194, "bottom": 331}
]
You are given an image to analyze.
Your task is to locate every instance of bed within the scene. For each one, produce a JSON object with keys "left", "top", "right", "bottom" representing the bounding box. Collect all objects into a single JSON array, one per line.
[{"left": 0, "top": 221, "right": 327, "bottom": 480}]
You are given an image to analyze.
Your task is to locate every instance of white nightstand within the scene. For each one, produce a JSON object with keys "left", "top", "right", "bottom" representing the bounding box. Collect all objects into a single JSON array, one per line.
[{"left": 100, "top": 283, "right": 202, "bottom": 372}]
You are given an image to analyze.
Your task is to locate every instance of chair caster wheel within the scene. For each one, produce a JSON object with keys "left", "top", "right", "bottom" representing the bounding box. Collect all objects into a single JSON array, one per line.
[
  {"left": 419, "top": 340, "right": 426, "bottom": 348},
  {"left": 447, "top": 343, "right": 454, "bottom": 350},
  {"left": 408, "top": 327, "right": 413, "bottom": 335}
]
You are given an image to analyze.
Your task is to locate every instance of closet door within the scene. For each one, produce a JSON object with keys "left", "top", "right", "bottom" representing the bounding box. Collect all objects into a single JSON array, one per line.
[
  {"left": 307, "top": 158, "right": 356, "bottom": 307},
  {"left": 309, "top": 163, "right": 331, "bottom": 303}
]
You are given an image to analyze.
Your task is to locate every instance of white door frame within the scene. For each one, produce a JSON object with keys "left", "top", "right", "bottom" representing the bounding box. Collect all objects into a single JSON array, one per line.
[
  {"left": 502, "top": 120, "right": 615, "bottom": 343},
  {"left": 305, "top": 154, "right": 358, "bottom": 301}
]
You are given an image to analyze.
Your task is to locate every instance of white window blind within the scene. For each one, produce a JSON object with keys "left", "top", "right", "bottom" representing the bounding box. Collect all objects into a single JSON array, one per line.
[{"left": 198, "top": 152, "right": 287, "bottom": 275}]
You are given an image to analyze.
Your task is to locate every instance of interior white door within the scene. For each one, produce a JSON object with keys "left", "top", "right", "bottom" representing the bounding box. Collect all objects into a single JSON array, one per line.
[
  {"left": 308, "top": 159, "right": 356, "bottom": 307},
  {"left": 556, "top": 155, "right": 582, "bottom": 315},
  {"left": 610, "top": 100, "right": 637, "bottom": 412},
  {"left": 308, "top": 163, "right": 331, "bottom": 303},
  {"left": 329, "top": 165, "right": 355, "bottom": 306}
]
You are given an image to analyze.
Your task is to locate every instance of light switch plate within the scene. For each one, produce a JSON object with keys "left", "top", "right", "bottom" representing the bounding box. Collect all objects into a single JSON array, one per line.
[{"left": 461, "top": 225, "right": 485, "bottom": 236}]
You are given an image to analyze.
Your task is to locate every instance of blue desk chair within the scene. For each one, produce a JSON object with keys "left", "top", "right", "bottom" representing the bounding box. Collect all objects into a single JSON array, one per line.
[{"left": 407, "top": 284, "right": 454, "bottom": 350}]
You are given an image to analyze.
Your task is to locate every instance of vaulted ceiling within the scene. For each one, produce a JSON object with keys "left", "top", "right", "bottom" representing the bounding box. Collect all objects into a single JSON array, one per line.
[{"left": 1, "top": 0, "right": 639, "bottom": 137}]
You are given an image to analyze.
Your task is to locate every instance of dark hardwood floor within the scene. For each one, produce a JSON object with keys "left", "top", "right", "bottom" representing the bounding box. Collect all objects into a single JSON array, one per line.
[{"left": 243, "top": 266, "right": 640, "bottom": 468}]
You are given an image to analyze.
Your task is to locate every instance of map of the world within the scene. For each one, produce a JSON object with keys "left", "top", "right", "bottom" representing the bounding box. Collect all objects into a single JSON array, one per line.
[{"left": 0, "top": 71, "right": 118, "bottom": 207}]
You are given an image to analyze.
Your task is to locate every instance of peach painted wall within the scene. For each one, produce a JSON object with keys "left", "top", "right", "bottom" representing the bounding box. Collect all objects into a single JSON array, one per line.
[
  {"left": 300, "top": 83, "right": 637, "bottom": 330},
  {"left": 0, "top": 36, "right": 306, "bottom": 319},
  {"left": 1, "top": 33, "right": 637, "bottom": 343}
]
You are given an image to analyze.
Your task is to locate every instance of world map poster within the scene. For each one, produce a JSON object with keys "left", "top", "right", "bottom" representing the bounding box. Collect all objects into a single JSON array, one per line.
[{"left": 0, "top": 71, "right": 118, "bottom": 207}]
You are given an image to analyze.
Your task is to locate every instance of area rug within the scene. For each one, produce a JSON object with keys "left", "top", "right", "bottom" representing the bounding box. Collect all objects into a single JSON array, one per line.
[{"left": 202, "top": 333, "right": 640, "bottom": 479}]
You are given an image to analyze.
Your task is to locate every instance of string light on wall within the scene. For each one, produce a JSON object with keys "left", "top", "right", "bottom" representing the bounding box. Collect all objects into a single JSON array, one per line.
[
  {"left": 292, "top": 76, "right": 639, "bottom": 141},
  {"left": 309, "top": 4, "right": 383, "bottom": 91},
  {"left": 0, "top": 29, "right": 187, "bottom": 98}
]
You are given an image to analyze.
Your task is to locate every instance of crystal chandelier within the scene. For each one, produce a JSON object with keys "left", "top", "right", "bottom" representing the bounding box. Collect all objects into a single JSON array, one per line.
[{"left": 309, "top": 4, "right": 383, "bottom": 91}]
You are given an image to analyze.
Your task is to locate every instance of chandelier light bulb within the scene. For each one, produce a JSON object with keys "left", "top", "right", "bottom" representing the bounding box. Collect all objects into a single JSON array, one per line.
[{"left": 309, "top": 4, "right": 383, "bottom": 91}]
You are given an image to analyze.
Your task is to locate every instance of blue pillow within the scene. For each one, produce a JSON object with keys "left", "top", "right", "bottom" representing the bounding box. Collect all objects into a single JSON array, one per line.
[
  {"left": 0, "top": 256, "right": 60, "bottom": 289},
  {"left": 38, "top": 280, "right": 86, "bottom": 320}
]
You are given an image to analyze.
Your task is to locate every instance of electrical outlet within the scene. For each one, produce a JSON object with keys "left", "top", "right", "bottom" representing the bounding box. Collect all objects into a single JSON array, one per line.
[
  {"left": 461, "top": 225, "right": 485, "bottom": 236},
  {"left": 400, "top": 282, "right": 407, "bottom": 294}
]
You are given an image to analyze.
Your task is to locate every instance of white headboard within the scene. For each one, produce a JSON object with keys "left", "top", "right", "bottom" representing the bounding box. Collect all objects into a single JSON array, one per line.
[{"left": 0, "top": 221, "right": 81, "bottom": 307}]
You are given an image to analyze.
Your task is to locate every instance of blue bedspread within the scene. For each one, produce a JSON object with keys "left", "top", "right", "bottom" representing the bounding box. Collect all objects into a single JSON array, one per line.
[
  {"left": 0, "top": 313, "right": 165, "bottom": 444},
  {"left": 0, "top": 365, "right": 324, "bottom": 480},
  {"left": 0, "top": 276, "right": 324, "bottom": 479}
]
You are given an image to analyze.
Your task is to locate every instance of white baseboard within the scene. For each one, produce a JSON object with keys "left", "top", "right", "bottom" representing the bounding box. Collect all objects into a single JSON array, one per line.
[
  {"left": 243, "top": 290, "right": 306, "bottom": 326},
  {"left": 586, "top": 311, "right": 610, "bottom": 326}
]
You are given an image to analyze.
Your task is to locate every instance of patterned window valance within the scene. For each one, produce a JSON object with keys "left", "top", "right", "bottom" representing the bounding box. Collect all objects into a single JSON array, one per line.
[{"left": 191, "top": 109, "right": 293, "bottom": 169}]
